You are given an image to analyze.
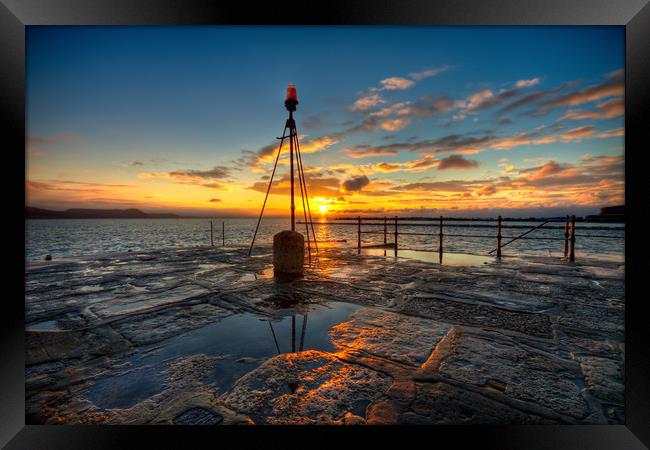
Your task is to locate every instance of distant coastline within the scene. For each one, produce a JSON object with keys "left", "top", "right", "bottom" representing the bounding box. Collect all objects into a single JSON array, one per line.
[
  {"left": 26, "top": 206, "right": 624, "bottom": 223},
  {"left": 584, "top": 205, "right": 625, "bottom": 223},
  {"left": 26, "top": 207, "right": 183, "bottom": 220}
]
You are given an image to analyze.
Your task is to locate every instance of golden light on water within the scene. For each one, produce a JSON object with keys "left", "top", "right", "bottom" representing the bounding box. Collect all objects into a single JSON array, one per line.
[{"left": 313, "top": 197, "right": 333, "bottom": 215}]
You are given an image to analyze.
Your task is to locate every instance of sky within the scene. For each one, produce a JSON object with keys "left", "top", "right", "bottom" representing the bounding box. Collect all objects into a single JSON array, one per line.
[{"left": 26, "top": 26, "right": 624, "bottom": 218}]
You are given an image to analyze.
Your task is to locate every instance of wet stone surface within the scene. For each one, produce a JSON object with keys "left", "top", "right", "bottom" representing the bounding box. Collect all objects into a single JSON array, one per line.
[
  {"left": 25, "top": 245, "right": 624, "bottom": 425},
  {"left": 173, "top": 407, "right": 223, "bottom": 425}
]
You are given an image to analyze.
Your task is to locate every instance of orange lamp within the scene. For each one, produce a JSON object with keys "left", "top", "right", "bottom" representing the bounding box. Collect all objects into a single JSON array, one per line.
[{"left": 285, "top": 84, "right": 298, "bottom": 111}]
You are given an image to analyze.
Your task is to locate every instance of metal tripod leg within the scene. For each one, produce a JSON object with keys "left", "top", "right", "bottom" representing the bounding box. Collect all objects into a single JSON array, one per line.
[{"left": 248, "top": 127, "right": 288, "bottom": 256}]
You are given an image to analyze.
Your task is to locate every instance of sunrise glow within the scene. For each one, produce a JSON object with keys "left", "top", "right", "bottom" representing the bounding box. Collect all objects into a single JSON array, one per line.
[{"left": 26, "top": 27, "right": 624, "bottom": 218}]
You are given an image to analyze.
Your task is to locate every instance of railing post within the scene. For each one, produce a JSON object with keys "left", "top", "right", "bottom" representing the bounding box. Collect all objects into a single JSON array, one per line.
[
  {"left": 496, "top": 215, "right": 502, "bottom": 258},
  {"left": 394, "top": 216, "right": 398, "bottom": 256},
  {"left": 357, "top": 216, "right": 361, "bottom": 253},
  {"left": 563, "top": 215, "right": 569, "bottom": 257},
  {"left": 210, "top": 220, "right": 214, "bottom": 246},
  {"left": 569, "top": 215, "right": 576, "bottom": 262},
  {"left": 384, "top": 216, "right": 387, "bottom": 246},
  {"left": 438, "top": 215, "right": 443, "bottom": 262}
]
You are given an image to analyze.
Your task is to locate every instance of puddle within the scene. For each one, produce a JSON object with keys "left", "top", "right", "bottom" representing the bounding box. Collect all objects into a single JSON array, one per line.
[
  {"left": 84, "top": 301, "right": 360, "bottom": 410},
  {"left": 361, "top": 248, "right": 494, "bottom": 267},
  {"left": 26, "top": 320, "right": 59, "bottom": 331}
]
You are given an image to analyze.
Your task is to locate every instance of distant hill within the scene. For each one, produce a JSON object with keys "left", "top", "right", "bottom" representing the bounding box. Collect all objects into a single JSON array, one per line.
[
  {"left": 600, "top": 205, "right": 624, "bottom": 215},
  {"left": 26, "top": 207, "right": 182, "bottom": 219},
  {"left": 585, "top": 205, "right": 624, "bottom": 223}
]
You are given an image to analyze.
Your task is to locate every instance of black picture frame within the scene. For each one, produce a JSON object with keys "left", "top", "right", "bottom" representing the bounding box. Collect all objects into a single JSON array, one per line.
[{"left": 2, "top": 0, "right": 649, "bottom": 448}]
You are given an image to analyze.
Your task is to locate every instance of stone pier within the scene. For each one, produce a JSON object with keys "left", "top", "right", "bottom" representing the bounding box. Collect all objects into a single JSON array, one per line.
[{"left": 25, "top": 246, "right": 624, "bottom": 425}]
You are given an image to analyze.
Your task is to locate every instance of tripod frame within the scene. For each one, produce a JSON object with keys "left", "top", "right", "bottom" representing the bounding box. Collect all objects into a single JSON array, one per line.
[{"left": 248, "top": 110, "right": 319, "bottom": 264}]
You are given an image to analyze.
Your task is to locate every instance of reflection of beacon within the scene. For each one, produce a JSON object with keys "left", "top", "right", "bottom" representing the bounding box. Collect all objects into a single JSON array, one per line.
[{"left": 285, "top": 84, "right": 299, "bottom": 112}]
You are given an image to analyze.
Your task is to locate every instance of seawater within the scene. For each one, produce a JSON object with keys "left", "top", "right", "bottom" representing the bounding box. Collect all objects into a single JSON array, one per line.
[{"left": 26, "top": 217, "right": 624, "bottom": 261}]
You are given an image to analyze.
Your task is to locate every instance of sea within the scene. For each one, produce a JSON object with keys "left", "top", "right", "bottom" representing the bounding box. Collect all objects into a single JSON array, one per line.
[{"left": 25, "top": 217, "right": 624, "bottom": 262}]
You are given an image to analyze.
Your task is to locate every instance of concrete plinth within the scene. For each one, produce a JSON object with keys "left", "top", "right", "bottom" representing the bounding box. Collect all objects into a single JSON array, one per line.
[{"left": 273, "top": 230, "right": 304, "bottom": 279}]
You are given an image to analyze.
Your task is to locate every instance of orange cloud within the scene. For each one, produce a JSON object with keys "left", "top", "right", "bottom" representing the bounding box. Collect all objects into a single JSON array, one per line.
[
  {"left": 378, "top": 118, "right": 410, "bottom": 131},
  {"left": 559, "top": 97, "right": 624, "bottom": 121},
  {"left": 350, "top": 94, "right": 384, "bottom": 111},
  {"left": 560, "top": 126, "right": 624, "bottom": 142},
  {"left": 342, "top": 147, "right": 399, "bottom": 159},
  {"left": 519, "top": 161, "right": 568, "bottom": 180},
  {"left": 544, "top": 78, "right": 623, "bottom": 108},
  {"left": 138, "top": 171, "right": 170, "bottom": 180},
  {"left": 466, "top": 89, "right": 495, "bottom": 111},
  {"left": 437, "top": 155, "right": 480, "bottom": 170},
  {"left": 137, "top": 165, "right": 232, "bottom": 191},
  {"left": 409, "top": 65, "right": 454, "bottom": 80},
  {"left": 248, "top": 172, "right": 342, "bottom": 198},
  {"left": 298, "top": 135, "right": 338, "bottom": 154},
  {"left": 515, "top": 78, "right": 541, "bottom": 88},
  {"left": 378, "top": 77, "right": 415, "bottom": 91},
  {"left": 342, "top": 175, "right": 370, "bottom": 192},
  {"left": 239, "top": 135, "right": 338, "bottom": 172},
  {"left": 476, "top": 184, "right": 497, "bottom": 196},
  {"left": 359, "top": 156, "right": 441, "bottom": 174},
  {"left": 372, "top": 162, "right": 403, "bottom": 173}
]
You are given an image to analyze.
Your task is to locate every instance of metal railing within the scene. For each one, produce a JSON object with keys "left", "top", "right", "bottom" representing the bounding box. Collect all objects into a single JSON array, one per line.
[
  {"left": 209, "top": 220, "right": 225, "bottom": 247},
  {"left": 298, "top": 215, "right": 624, "bottom": 261}
]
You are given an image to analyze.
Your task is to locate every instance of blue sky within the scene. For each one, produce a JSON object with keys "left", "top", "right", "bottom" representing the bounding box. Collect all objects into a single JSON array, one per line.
[{"left": 26, "top": 26, "right": 624, "bottom": 217}]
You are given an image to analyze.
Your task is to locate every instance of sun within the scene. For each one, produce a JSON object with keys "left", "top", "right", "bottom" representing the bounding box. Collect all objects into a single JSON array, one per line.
[{"left": 319, "top": 205, "right": 328, "bottom": 214}]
